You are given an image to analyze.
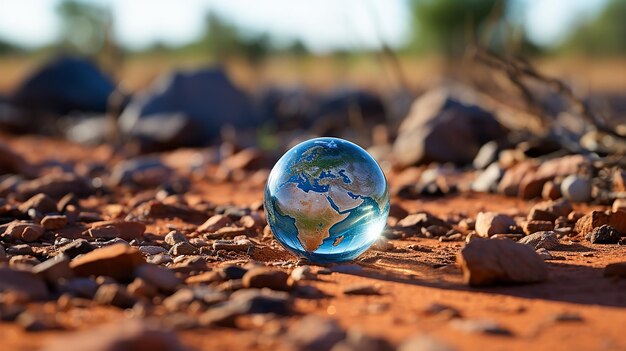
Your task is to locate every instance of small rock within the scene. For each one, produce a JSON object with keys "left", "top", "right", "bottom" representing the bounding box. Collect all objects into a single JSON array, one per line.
[
  {"left": 32, "top": 255, "right": 74, "bottom": 284},
  {"left": 397, "top": 335, "right": 456, "bottom": 351},
  {"left": 612, "top": 199, "right": 626, "bottom": 212},
  {"left": 457, "top": 238, "right": 548, "bottom": 286},
  {"left": 449, "top": 319, "right": 512, "bottom": 336},
  {"left": 70, "top": 244, "right": 145, "bottom": 281},
  {"left": 518, "top": 231, "right": 560, "bottom": 249},
  {"left": 287, "top": 316, "right": 346, "bottom": 351},
  {"left": 59, "top": 239, "right": 94, "bottom": 258},
  {"left": 5, "top": 221, "right": 45, "bottom": 242},
  {"left": 139, "top": 245, "right": 168, "bottom": 255},
  {"left": 57, "top": 278, "right": 98, "bottom": 298},
  {"left": 41, "top": 215, "right": 68, "bottom": 230},
  {"left": 528, "top": 199, "right": 573, "bottom": 222},
  {"left": 147, "top": 253, "right": 172, "bottom": 265},
  {"left": 164, "top": 230, "right": 188, "bottom": 245},
  {"left": 94, "top": 284, "right": 136, "bottom": 308},
  {"left": 586, "top": 225, "right": 621, "bottom": 244},
  {"left": 219, "top": 265, "right": 248, "bottom": 280},
  {"left": 603, "top": 262, "right": 626, "bottom": 278},
  {"left": 226, "top": 288, "right": 291, "bottom": 315},
  {"left": 342, "top": 284, "right": 380, "bottom": 295},
  {"left": 575, "top": 210, "right": 626, "bottom": 237},
  {"left": 541, "top": 181, "right": 562, "bottom": 200},
  {"left": 550, "top": 312, "right": 584, "bottom": 323},
  {"left": 134, "top": 264, "right": 181, "bottom": 293},
  {"left": 197, "top": 214, "right": 232, "bottom": 232},
  {"left": 423, "top": 303, "right": 462, "bottom": 319},
  {"left": 169, "top": 242, "right": 197, "bottom": 256},
  {"left": 41, "top": 319, "right": 187, "bottom": 351},
  {"left": 535, "top": 248, "right": 554, "bottom": 260},
  {"left": 0, "top": 267, "right": 49, "bottom": 300},
  {"left": 291, "top": 266, "right": 316, "bottom": 282},
  {"left": 18, "top": 193, "right": 57, "bottom": 214},
  {"left": 212, "top": 238, "right": 252, "bottom": 252},
  {"left": 242, "top": 268, "right": 291, "bottom": 291},
  {"left": 560, "top": 175, "right": 592, "bottom": 203},
  {"left": 87, "top": 221, "right": 146, "bottom": 241},
  {"left": 475, "top": 212, "right": 515, "bottom": 237},
  {"left": 522, "top": 220, "right": 553, "bottom": 235}
]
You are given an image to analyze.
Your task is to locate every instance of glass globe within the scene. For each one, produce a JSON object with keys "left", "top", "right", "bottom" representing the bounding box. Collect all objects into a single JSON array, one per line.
[{"left": 264, "top": 137, "right": 389, "bottom": 263}]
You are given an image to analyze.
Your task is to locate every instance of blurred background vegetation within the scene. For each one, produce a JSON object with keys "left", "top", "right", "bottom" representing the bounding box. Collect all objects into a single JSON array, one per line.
[{"left": 0, "top": 0, "right": 623, "bottom": 92}]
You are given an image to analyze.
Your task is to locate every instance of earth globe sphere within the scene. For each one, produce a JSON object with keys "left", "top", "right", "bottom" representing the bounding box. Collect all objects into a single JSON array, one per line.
[{"left": 264, "top": 137, "right": 389, "bottom": 263}]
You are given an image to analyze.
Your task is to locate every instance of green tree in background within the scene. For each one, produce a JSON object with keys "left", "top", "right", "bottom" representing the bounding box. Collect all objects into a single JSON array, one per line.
[
  {"left": 561, "top": 0, "right": 626, "bottom": 56},
  {"left": 56, "top": 0, "right": 108, "bottom": 55},
  {"left": 407, "top": 0, "right": 503, "bottom": 56}
]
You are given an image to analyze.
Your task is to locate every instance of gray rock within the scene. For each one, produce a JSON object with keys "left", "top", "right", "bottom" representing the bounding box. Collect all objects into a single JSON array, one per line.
[
  {"left": 518, "top": 231, "right": 560, "bottom": 249},
  {"left": 287, "top": 316, "right": 346, "bottom": 351},
  {"left": 560, "top": 175, "right": 592, "bottom": 203},
  {"left": 587, "top": 224, "right": 621, "bottom": 244},
  {"left": 139, "top": 245, "right": 168, "bottom": 255},
  {"left": 168, "top": 242, "right": 197, "bottom": 256},
  {"left": 471, "top": 163, "right": 503, "bottom": 193},
  {"left": 473, "top": 141, "right": 499, "bottom": 170},
  {"left": 164, "top": 230, "right": 188, "bottom": 245},
  {"left": 393, "top": 87, "right": 506, "bottom": 166}
]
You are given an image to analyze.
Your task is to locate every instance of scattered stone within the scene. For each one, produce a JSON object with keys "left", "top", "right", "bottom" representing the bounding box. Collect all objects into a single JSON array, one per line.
[
  {"left": 541, "top": 181, "right": 561, "bottom": 200},
  {"left": 134, "top": 264, "right": 181, "bottom": 293},
  {"left": 612, "top": 199, "right": 626, "bottom": 212},
  {"left": 32, "top": 255, "right": 74, "bottom": 284},
  {"left": 219, "top": 265, "right": 248, "bottom": 280},
  {"left": 212, "top": 238, "right": 253, "bottom": 252},
  {"left": 0, "top": 267, "right": 49, "bottom": 300},
  {"left": 397, "top": 335, "right": 456, "bottom": 351},
  {"left": 528, "top": 199, "right": 573, "bottom": 222},
  {"left": 94, "top": 284, "right": 136, "bottom": 308},
  {"left": 242, "top": 268, "right": 291, "bottom": 291},
  {"left": 475, "top": 212, "right": 515, "bottom": 237},
  {"left": 42, "top": 318, "right": 187, "bottom": 351},
  {"left": 169, "top": 242, "right": 197, "bottom": 256},
  {"left": 471, "top": 163, "right": 502, "bottom": 193},
  {"left": 518, "top": 231, "right": 560, "bottom": 250},
  {"left": 522, "top": 220, "right": 553, "bottom": 235},
  {"left": 164, "top": 230, "right": 188, "bottom": 245},
  {"left": 575, "top": 210, "right": 626, "bottom": 237},
  {"left": 449, "top": 319, "right": 512, "bottom": 336},
  {"left": 59, "top": 239, "right": 94, "bottom": 258},
  {"left": 41, "top": 215, "right": 68, "bottom": 230},
  {"left": 16, "top": 173, "right": 93, "bottom": 201},
  {"left": 518, "top": 155, "right": 589, "bottom": 199},
  {"left": 5, "top": 221, "right": 45, "bottom": 242},
  {"left": 397, "top": 212, "right": 450, "bottom": 230},
  {"left": 70, "top": 244, "right": 145, "bottom": 281},
  {"left": 330, "top": 330, "right": 394, "bottom": 351},
  {"left": 18, "top": 193, "right": 57, "bottom": 214},
  {"left": 87, "top": 221, "right": 146, "bottom": 241},
  {"left": 6, "top": 244, "right": 34, "bottom": 256},
  {"left": 586, "top": 225, "right": 621, "bottom": 244},
  {"left": 197, "top": 214, "right": 232, "bottom": 233},
  {"left": 147, "top": 253, "right": 172, "bottom": 265},
  {"left": 287, "top": 316, "right": 346, "bottom": 351},
  {"left": 560, "top": 175, "right": 592, "bottom": 203},
  {"left": 457, "top": 238, "right": 548, "bottom": 286},
  {"left": 226, "top": 288, "right": 291, "bottom": 315},
  {"left": 139, "top": 245, "right": 168, "bottom": 255},
  {"left": 342, "top": 284, "right": 380, "bottom": 295},
  {"left": 603, "top": 262, "right": 626, "bottom": 278}
]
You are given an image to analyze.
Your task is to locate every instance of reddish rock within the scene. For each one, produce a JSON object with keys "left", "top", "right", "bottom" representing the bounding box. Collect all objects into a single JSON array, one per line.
[
  {"left": 144, "top": 201, "right": 208, "bottom": 223},
  {"left": 457, "top": 238, "right": 548, "bottom": 286},
  {"left": 0, "top": 266, "right": 49, "bottom": 300},
  {"left": 613, "top": 169, "right": 626, "bottom": 192},
  {"left": 523, "top": 220, "right": 554, "bottom": 235},
  {"left": 16, "top": 173, "right": 93, "bottom": 200},
  {"left": 518, "top": 155, "right": 589, "bottom": 199},
  {"left": 527, "top": 199, "right": 573, "bottom": 222},
  {"left": 41, "top": 215, "right": 68, "bottom": 230},
  {"left": 86, "top": 220, "right": 146, "bottom": 241},
  {"left": 242, "top": 268, "right": 291, "bottom": 291},
  {"left": 475, "top": 212, "right": 515, "bottom": 237},
  {"left": 541, "top": 181, "right": 562, "bottom": 200},
  {"left": 18, "top": 193, "right": 57, "bottom": 214},
  {"left": 0, "top": 141, "right": 37, "bottom": 177},
  {"left": 612, "top": 199, "right": 626, "bottom": 212},
  {"left": 575, "top": 210, "right": 626, "bottom": 237},
  {"left": 5, "top": 221, "right": 45, "bottom": 242},
  {"left": 197, "top": 214, "right": 232, "bottom": 232},
  {"left": 497, "top": 160, "right": 538, "bottom": 196},
  {"left": 70, "top": 244, "right": 145, "bottom": 281}
]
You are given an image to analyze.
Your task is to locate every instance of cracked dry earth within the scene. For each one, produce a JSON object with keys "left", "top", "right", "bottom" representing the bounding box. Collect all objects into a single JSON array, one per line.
[{"left": 1, "top": 134, "right": 626, "bottom": 351}]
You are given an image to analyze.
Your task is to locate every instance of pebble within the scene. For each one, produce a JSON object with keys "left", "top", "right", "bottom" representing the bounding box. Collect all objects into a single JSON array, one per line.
[
  {"left": 291, "top": 266, "right": 316, "bottom": 282},
  {"left": 138, "top": 245, "right": 168, "bottom": 255},
  {"left": 70, "top": 244, "right": 145, "bottom": 281},
  {"left": 169, "top": 242, "right": 197, "bottom": 256},
  {"left": 212, "top": 238, "right": 253, "bottom": 252},
  {"left": 586, "top": 225, "right": 621, "bottom": 244},
  {"left": 197, "top": 214, "right": 232, "bottom": 233},
  {"left": 342, "top": 284, "right": 380, "bottom": 295},
  {"left": 57, "top": 278, "right": 98, "bottom": 298},
  {"left": 87, "top": 220, "right": 146, "bottom": 241},
  {"left": 518, "top": 231, "right": 560, "bottom": 249},
  {"left": 94, "top": 284, "right": 136, "bottom": 308},
  {"left": 475, "top": 212, "right": 515, "bottom": 237},
  {"left": 134, "top": 264, "right": 181, "bottom": 292},
  {"left": 147, "top": 253, "right": 173, "bottom": 265},
  {"left": 560, "top": 174, "right": 592, "bottom": 203},
  {"left": 219, "top": 265, "right": 248, "bottom": 280},
  {"left": 226, "top": 288, "right": 291, "bottom": 315},
  {"left": 5, "top": 221, "right": 45, "bottom": 242},
  {"left": 0, "top": 266, "right": 49, "bottom": 300},
  {"left": 287, "top": 316, "right": 346, "bottom": 351},
  {"left": 41, "top": 319, "right": 186, "bottom": 351},
  {"left": 457, "top": 238, "right": 548, "bottom": 286},
  {"left": 164, "top": 230, "right": 188, "bottom": 245},
  {"left": 397, "top": 335, "right": 456, "bottom": 351},
  {"left": 41, "top": 215, "right": 68, "bottom": 230},
  {"left": 449, "top": 319, "right": 512, "bottom": 336},
  {"left": 59, "top": 239, "right": 94, "bottom": 258},
  {"left": 522, "top": 220, "right": 553, "bottom": 235},
  {"left": 242, "top": 268, "right": 291, "bottom": 291},
  {"left": 18, "top": 193, "right": 57, "bottom": 214},
  {"left": 32, "top": 255, "right": 74, "bottom": 284}
]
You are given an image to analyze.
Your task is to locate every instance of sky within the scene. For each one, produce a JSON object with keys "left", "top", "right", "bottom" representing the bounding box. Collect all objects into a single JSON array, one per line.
[{"left": 0, "top": 0, "right": 610, "bottom": 53}]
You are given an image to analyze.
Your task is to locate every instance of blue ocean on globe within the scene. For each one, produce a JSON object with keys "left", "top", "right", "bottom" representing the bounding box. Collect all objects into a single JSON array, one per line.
[{"left": 264, "top": 137, "right": 389, "bottom": 263}]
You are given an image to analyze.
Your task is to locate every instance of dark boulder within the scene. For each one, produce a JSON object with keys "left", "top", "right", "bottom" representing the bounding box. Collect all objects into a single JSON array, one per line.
[
  {"left": 11, "top": 56, "right": 117, "bottom": 115},
  {"left": 393, "top": 87, "right": 507, "bottom": 167},
  {"left": 119, "top": 67, "right": 257, "bottom": 149}
]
